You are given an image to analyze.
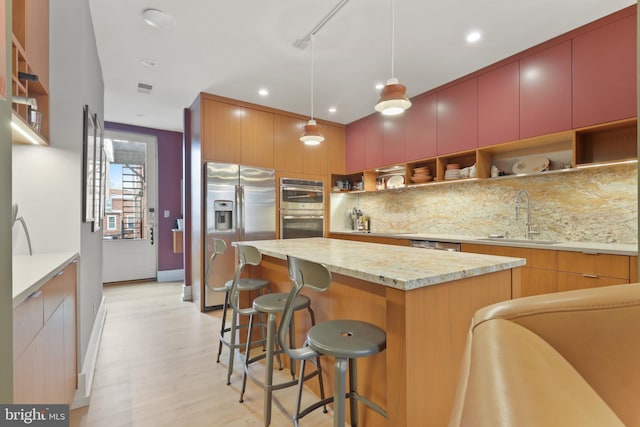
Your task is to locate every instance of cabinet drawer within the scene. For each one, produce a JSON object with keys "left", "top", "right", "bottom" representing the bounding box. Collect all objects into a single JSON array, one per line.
[
  {"left": 557, "top": 271, "right": 628, "bottom": 292},
  {"left": 43, "top": 268, "right": 69, "bottom": 322},
  {"left": 13, "top": 290, "right": 44, "bottom": 360},
  {"left": 462, "top": 243, "right": 557, "bottom": 270},
  {"left": 557, "top": 252, "right": 629, "bottom": 279}
]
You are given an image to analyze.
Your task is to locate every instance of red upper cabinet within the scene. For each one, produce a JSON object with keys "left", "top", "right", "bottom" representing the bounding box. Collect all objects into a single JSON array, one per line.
[
  {"left": 519, "top": 41, "right": 572, "bottom": 139},
  {"left": 405, "top": 93, "right": 437, "bottom": 161},
  {"left": 345, "top": 119, "right": 366, "bottom": 173},
  {"left": 363, "top": 114, "right": 384, "bottom": 169},
  {"left": 437, "top": 78, "right": 478, "bottom": 155},
  {"left": 478, "top": 62, "right": 519, "bottom": 147},
  {"left": 382, "top": 115, "right": 405, "bottom": 166},
  {"left": 572, "top": 14, "right": 636, "bottom": 129}
]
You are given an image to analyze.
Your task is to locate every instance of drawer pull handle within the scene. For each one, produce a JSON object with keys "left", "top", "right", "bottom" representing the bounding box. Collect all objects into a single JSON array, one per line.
[
  {"left": 582, "top": 251, "right": 600, "bottom": 255},
  {"left": 28, "top": 290, "right": 42, "bottom": 299},
  {"left": 582, "top": 274, "right": 599, "bottom": 279},
  {"left": 55, "top": 270, "right": 65, "bottom": 277}
]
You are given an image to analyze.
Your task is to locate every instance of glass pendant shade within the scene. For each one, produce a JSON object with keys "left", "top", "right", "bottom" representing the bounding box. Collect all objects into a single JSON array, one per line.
[
  {"left": 375, "top": 78, "right": 412, "bottom": 116},
  {"left": 300, "top": 119, "right": 324, "bottom": 145}
]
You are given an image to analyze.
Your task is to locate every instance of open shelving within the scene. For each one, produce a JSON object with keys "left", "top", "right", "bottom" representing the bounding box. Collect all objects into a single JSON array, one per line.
[{"left": 335, "top": 118, "right": 637, "bottom": 194}]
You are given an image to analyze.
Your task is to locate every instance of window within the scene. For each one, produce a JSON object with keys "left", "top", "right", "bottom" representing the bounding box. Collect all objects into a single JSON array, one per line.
[
  {"left": 107, "top": 215, "right": 117, "bottom": 231},
  {"left": 103, "top": 139, "right": 147, "bottom": 240}
]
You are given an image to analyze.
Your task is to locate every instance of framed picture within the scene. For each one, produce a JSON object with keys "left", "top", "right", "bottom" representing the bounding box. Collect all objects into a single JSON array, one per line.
[
  {"left": 92, "top": 114, "right": 105, "bottom": 232},
  {"left": 82, "top": 105, "right": 96, "bottom": 222}
]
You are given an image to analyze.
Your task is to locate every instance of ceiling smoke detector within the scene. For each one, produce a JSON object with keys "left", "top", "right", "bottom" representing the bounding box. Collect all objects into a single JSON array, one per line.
[
  {"left": 142, "top": 8, "right": 173, "bottom": 28},
  {"left": 137, "top": 82, "right": 153, "bottom": 94}
]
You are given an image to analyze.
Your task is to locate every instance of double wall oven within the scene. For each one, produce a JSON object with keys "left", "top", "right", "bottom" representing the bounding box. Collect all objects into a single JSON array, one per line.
[{"left": 279, "top": 178, "right": 324, "bottom": 239}]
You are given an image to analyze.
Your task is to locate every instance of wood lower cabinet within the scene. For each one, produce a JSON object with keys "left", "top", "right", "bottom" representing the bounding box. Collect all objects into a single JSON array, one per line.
[
  {"left": 13, "top": 260, "right": 77, "bottom": 404},
  {"left": 463, "top": 244, "right": 632, "bottom": 297},
  {"left": 328, "top": 233, "right": 410, "bottom": 247},
  {"left": 557, "top": 251, "right": 629, "bottom": 292},
  {"left": 462, "top": 243, "right": 557, "bottom": 298}
]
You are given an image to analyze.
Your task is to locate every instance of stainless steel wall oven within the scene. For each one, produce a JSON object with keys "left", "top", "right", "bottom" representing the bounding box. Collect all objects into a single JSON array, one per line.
[{"left": 279, "top": 178, "right": 324, "bottom": 239}]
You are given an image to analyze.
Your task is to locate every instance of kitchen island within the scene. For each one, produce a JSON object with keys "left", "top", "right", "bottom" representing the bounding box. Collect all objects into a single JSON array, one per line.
[{"left": 238, "top": 238, "right": 525, "bottom": 427}]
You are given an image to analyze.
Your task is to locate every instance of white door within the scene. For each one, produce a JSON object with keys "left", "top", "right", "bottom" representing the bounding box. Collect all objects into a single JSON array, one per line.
[{"left": 102, "top": 131, "right": 158, "bottom": 283}]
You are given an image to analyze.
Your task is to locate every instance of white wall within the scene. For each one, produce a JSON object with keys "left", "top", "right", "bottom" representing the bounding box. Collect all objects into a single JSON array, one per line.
[{"left": 11, "top": 0, "right": 104, "bottom": 373}]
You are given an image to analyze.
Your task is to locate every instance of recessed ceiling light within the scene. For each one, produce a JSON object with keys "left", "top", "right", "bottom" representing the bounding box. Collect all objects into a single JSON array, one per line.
[
  {"left": 142, "top": 8, "right": 173, "bottom": 28},
  {"left": 141, "top": 58, "right": 157, "bottom": 68},
  {"left": 258, "top": 88, "right": 269, "bottom": 96},
  {"left": 328, "top": 107, "right": 337, "bottom": 113},
  {"left": 466, "top": 31, "right": 482, "bottom": 43}
]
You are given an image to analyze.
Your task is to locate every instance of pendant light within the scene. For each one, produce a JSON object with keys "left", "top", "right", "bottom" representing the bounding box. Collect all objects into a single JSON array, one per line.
[
  {"left": 375, "top": 0, "right": 411, "bottom": 116},
  {"left": 300, "top": 33, "right": 325, "bottom": 145}
]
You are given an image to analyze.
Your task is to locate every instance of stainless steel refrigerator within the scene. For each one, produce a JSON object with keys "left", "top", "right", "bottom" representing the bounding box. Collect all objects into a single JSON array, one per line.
[{"left": 203, "top": 162, "right": 276, "bottom": 310}]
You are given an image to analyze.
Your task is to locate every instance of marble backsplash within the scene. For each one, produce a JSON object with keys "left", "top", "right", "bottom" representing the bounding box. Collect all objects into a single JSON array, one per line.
[{"left": 338, "top": 163, "right": 638, "bottom": 244}]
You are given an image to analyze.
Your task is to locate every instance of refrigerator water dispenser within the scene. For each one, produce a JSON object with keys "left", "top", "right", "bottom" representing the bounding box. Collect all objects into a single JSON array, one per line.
[{"left": 214, "top": 200, "right": 233, "bottom": 230}]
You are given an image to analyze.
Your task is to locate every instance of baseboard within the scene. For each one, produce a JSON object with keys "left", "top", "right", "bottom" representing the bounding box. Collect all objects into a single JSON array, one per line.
[
  {"left": 157, "top": 269, "right": 184, "bottom": 282},
  {"left": 182, "top": 284, "right": 192, "bottom": 302},
  {"left": 71, "top": 297, "right": 107, "bottom": 409}
]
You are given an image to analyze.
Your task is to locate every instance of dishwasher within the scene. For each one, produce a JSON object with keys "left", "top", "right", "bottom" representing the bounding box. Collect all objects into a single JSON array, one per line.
[{"left": 410, "top": 240, "right": 461, "bottom": 252}]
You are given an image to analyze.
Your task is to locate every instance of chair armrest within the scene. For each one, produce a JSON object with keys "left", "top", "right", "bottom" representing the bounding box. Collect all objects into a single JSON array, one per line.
[{"left": 450, "top": 319, "right": 625, "bottom": 427}]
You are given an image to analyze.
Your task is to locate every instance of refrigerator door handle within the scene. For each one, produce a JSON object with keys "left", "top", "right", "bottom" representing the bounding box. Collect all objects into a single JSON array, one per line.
[{"left": 236, "top": 184, "right": 244, "bottom": 240}]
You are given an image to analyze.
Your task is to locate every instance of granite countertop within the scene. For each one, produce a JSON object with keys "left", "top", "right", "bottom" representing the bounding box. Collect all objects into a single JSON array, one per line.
[
  {"left": 13, "top": 252, "right": 78, "bottom": 308},
  {"left": 331, "top": 231, "right": 638, "bottom": 256},
  {"left": 238, "top": 238, "right": 525, "bottom": 291}
]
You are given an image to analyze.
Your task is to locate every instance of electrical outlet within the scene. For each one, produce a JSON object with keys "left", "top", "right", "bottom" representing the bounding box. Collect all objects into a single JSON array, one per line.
[{"left": 164, "top": 210, "right": 170, "bottom": 218}]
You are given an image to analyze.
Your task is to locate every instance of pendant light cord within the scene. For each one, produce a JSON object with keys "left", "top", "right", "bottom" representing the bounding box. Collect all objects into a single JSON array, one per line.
[
  {"left": 390, "top": 0, "right": 395, "bottom": 79},
  {"left": 310, "top": 33, "right": 315, "bottom": 120}
]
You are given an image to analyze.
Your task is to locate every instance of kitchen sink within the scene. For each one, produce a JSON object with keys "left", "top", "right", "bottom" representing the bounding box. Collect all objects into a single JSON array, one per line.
[{"left": 478, "top": 237, "right": 560, "bottom": 245}]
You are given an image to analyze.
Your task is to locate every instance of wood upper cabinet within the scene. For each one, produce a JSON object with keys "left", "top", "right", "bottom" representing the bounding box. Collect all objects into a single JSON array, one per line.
[
  {"left": 404, "top": 93, "right": 437, "bottom": 161},
  {"left": 519, "top": 41, "right": 572, "bottom": 138},
  {"left": 241, "top": 108, "right": 274, "bottom": 168},
  {"left": 437, "top": 78, "right": 478, "bottom": 155},
  {"left": 572, "top": 14, "right": 637, "bottom": 129},
  {"left": 345, "top": 119, "right": 366, "bottom": 173},
  {"left": 274, "top": 115, "right": 304, "bottom": 173},
  {"left": 274, "top": 116, "right": 339, "bottom": 175},
  {"left": 202, "top": 99, "right": 241, "bottom": 163},
  {"left": 382, "top": 115, "right": 405, "bottom": 166},
  {"left": 363, "top": 114, "right": 384, "bottom": 169},
  {"left": 478, "top": 62, "right": 520, "bottom": 147},
  {"left": 11, "top": 0, "right": 50, "bottom": 144},
  {"left": 323, "top": 124, "right": 345, "bottom": 174}
]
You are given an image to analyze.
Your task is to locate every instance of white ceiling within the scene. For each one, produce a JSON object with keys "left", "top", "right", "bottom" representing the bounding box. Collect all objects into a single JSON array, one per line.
[{"left": 88, "top": 0, "right": 636, "bottom": 132}]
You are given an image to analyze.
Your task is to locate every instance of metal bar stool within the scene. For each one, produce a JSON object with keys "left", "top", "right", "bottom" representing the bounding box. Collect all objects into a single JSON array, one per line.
[
  {"left": 234, "top": 245, "right": 323, "bottom": 427},
  {"left": 281, "top": 255, "right": 387, "bottom": 427},
  {"left": 205, "top": 238, "right": 270, "bottom": 385}
]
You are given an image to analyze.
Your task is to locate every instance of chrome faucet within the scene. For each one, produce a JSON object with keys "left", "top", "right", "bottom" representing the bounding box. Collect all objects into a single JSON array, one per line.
[{"left": 514, "top": 189, "right": 539, "bottom": 240}]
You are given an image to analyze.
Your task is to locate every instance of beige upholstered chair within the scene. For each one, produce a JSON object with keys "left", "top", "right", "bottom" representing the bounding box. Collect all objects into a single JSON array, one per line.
[{"left": 449, "top": 284, "right": 640, "bottom": 427}]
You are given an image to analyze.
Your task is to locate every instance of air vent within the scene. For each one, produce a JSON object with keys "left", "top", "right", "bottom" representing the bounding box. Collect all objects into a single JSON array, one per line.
[{"left": 137, "top": 82, "right": 153, "bottom": 94}]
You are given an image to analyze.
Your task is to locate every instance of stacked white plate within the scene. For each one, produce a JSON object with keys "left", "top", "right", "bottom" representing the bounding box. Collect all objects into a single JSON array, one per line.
[{"left": 444, "top": 169, "right": 461, "bottom": 180}]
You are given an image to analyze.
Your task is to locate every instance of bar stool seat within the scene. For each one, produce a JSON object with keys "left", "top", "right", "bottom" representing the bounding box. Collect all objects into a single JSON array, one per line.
[
  {"left": 306, "top": 319, "right": 386, "bottom": 359},
  {"left": 240, "top": 291, "right": 319, "bottom": 427}
]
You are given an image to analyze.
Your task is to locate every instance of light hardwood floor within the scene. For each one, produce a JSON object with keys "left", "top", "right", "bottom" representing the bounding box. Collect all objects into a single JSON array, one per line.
[{"left": 70, "top": 281, "right": 335, "bottom": 427}]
